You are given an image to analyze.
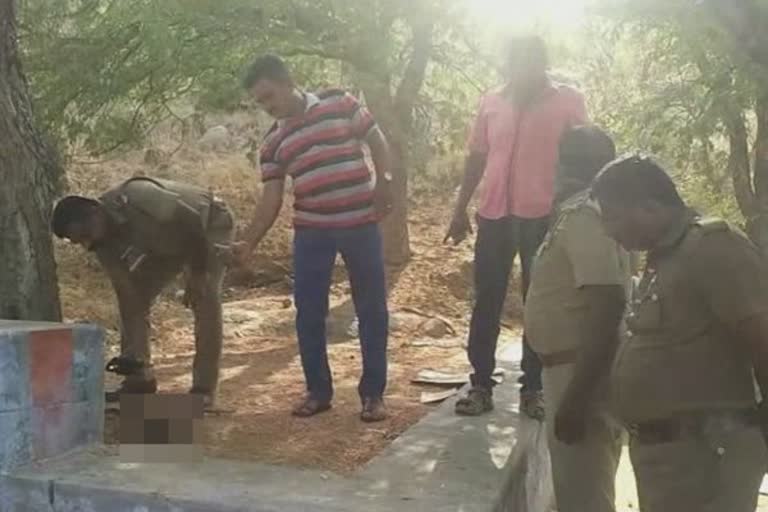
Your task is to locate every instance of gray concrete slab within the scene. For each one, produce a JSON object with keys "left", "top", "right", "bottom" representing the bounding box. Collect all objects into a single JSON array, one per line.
[
  {"left": 0, "top": 329, "right": 31, "bottom": 413},
  {"left": 10, "top": 447, "right": 355, "bottom": 512},
  {"left": 1, "top": 338, "right": 547, "bottom": 511}
]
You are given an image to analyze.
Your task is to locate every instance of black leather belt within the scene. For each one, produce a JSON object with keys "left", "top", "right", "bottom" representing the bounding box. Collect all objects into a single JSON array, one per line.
[{"left": 628, "top": 408, "right": 760, "bottom": 445}]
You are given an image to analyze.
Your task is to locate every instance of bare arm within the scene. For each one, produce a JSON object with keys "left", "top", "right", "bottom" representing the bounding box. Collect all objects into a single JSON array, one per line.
[
  {"left": 454, "top": 152, "right": 487, "bottom": 214},
  {"left": 444, "top": 151, "right": 487, "bottom": 244},
  {"left": 366, "top": 126, "right": 392, "bottom": 181},
  {"left": 240, "top": 179, "right": 285, "bottom": 255}
]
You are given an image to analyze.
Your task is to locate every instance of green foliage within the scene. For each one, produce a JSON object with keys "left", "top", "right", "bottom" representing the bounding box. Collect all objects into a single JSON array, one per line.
[
  {"left": 564, "top": 0, "right": 768, "bottom": 223},
  {"left": 19, "top": 0, "right": 267, "bottom": 156},
  {"left": 19, "top": 0, "right": 485, "bottom": 180},
  {"left": 18, "top": 0, "right": 768, "bottom": 228}
]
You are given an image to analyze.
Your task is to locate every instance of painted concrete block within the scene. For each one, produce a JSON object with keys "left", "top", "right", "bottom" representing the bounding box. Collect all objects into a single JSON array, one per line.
[
  {"left": 72, "top": 325, "right": 105, "bottom": 405},
  {"left": 0, "top": 330, "right": 30, "bottom": 413},
  {"left": 0, "top": 321, "right": 104, "bottom": 472},
  {"left": 31, "top": 402, "right": 102, "bottom": 461},
  {"left": 0, "top": 410, "right": 32, "bottom": 473}
]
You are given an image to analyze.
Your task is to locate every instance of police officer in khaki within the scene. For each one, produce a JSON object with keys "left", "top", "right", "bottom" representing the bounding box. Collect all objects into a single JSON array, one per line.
[
  {"left": 592, "top": 155, "right": 768, "bottom": 512},
  {"left": 525, "top": 126, "right": 629, "bottom": 512},
  {"left": 52, "top": 177, "right": 235, "bottom": 408}
]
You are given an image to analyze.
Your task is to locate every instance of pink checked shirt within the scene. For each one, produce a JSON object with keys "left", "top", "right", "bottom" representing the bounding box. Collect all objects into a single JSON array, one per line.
[{"left": 468, "top": 81, "right": 588, "bottom": 220}]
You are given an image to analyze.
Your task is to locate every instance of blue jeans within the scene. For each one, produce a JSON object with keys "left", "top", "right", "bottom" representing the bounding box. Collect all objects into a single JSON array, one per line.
[{"left": 293, "top": 223, "right": 389, "bottom": 403}]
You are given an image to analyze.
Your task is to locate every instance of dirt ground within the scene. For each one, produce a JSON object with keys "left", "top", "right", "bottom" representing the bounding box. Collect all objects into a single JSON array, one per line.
[{"left": 57, "top": 142, "right": 525, "bottom": 475}]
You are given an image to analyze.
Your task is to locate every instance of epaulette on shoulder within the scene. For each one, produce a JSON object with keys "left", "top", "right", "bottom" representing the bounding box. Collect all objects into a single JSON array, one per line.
[
  {"left": 558, "top": 190, "right": 594, "bottom": 214},
  {"left": 121, "top": 176, "right": 165, "bottom": 189},
  {"left": 693, "top": 217, "right": 729, "bottom": 233}
]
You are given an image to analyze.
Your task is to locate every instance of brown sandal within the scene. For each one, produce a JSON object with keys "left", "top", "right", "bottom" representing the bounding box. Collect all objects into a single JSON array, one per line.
[{"left": 292, "top": 396, "right": 332, "bottom": 418}]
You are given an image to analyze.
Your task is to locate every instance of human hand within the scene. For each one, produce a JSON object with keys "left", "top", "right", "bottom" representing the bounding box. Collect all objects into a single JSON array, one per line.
[
  {"left": 374, "top": 177, "right": 394, "bottom": 220},
  {"left": 444, "top": 209, "right": 472, "bottom": 245}
]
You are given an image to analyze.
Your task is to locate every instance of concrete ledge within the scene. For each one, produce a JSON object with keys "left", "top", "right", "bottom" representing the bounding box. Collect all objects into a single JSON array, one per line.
[
  {"left": 1, "top": 339, "right": 550, "bottom": 511},
  {"left": 3, "top": 449, "right": 353, "bottom": 512},
  {"left": 0, "top": 321, "right": 104, "bottom": 472}
]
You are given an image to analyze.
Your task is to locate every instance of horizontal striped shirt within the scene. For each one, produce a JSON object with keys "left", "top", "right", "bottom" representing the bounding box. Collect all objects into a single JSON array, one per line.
[{"left": 259, "top": 90, "right": 378, "bottom": 229}]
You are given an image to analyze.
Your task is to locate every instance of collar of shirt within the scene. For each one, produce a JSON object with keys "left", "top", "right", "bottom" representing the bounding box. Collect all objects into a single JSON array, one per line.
[
  {"left": 277, "top": 91, "right": 320, "bottom": 129},
  {"left": 649, "top": 208, "right": 699, "bottom": 261}
]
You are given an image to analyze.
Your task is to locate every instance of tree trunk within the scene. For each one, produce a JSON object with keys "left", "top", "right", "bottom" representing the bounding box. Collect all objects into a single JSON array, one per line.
[
  {"left": 724, "top": 109, "right": 756, "bottom": 217},
  {"left": 752, "top": 94, "right": 768, "bottom": 204},
  {"left": 362, "top": 81, "right": 410, "bottom": 265},
  {"left": 377, "top": 116, "right": 411, "bottom": 266},
  {"left": 747, "top": 95, "right": 768, "bottom": 251},
  {"left": 0, "top": 0, "right": 63, "bottom": 320},
  {"left": 371, "top": 20, "right": 434, "bottom": 266}
]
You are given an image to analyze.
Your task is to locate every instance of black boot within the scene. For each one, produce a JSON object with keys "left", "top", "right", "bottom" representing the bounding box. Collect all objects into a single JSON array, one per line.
[
  {"left": 105, "top": 356, "right": 157, "bottom": 403},
  {"left": 105, "top": 378, "right": 158, "bottom": 403}
]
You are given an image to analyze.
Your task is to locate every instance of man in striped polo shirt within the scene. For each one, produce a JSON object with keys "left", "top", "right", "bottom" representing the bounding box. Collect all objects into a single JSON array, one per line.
[{"left": 234, "top": 55, "right": 393, "bottom": 422}]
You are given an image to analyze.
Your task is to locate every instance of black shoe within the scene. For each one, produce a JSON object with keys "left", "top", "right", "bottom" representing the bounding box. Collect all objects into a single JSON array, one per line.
[
  {"left": 520, "top": 390, "right": 545, "bottom": 421},
  {"left": 105, "top": 379, "right": 157, "bottom": 403},
  {"left": 455, "top": 386, "right": 494, "bottom": 416}
]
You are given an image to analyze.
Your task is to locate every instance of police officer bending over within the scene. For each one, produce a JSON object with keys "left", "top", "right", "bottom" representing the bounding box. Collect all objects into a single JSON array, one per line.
[
  {"left": 52, "top": 177, "right": 235, "bottom": 409},
  {"left": 592, "top": 156, "right": 768, "bottom": 512}
]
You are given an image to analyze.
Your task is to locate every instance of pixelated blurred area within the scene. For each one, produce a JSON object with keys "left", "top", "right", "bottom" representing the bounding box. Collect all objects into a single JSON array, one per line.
[{"left": 118, "top": 394, "right": 204, "bottom": 463}]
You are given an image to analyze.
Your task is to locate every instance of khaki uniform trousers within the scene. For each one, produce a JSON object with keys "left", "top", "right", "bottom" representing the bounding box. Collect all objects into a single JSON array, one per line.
[
  {"left": 116, "top": 201, "right": 233, "bottom": 394},
  {"left": 630, "top": 420, "right": 766, "bottom": 512},
  {"left": 543, "top": 364, "right": 623, "bottom": 512}
]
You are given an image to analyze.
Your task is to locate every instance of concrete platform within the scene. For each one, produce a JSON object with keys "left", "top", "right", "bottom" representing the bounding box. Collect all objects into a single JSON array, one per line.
[{"left": 1, "top": 338, "right": 542, "bottom": 512}]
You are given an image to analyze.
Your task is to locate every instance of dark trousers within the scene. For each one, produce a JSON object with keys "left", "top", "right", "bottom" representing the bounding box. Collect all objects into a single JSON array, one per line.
[
  {"left": 293, "top": 223, "right": 389, "bottom": 403},
  {"left": 468, "top": 214, "right": 549, "bottom": 393}
]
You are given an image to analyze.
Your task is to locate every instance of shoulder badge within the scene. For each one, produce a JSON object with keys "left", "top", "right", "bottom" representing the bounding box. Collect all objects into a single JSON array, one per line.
[{"left": 693, "top": 217, "right": 729, "bottom": 234}]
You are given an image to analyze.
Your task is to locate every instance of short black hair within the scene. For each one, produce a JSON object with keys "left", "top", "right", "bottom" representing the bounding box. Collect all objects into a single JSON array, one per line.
[
  {"left": 241, "top": 54, "right": 293, "bottom": 90},
  {"left": 558, "top": 125, "right": 616, "bottom": 183},
  {"left": 51, "top": 196, "right": 100, "bottom": 238},
  {"left": 592, "top": 155, "right": 685, "bottom": 208},
  {"left": 508, "top": 35, "right": 548, "bottom": 68}
]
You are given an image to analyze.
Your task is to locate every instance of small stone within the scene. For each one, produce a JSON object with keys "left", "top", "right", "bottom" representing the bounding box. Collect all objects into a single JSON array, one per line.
[
  {"left": 422, "top": 318, "right": 449, "bottom": 338},
  {"left": 143, "top": 148, "right": 167, "bottom": 166},
  {"left": 198, "top": 125, "right": 232, "bottom": 151}
]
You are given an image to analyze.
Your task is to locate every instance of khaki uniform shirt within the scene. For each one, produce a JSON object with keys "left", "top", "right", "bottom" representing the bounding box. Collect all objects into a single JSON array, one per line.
[
  {"left": 525, "top": 190, "right": 631, "bottom": 355},
  {"left": 94, "top": 177, "right": 233, "bottom": 292},
  {"left": 611, "top": 211, "right": 767, "bottom": 423}
]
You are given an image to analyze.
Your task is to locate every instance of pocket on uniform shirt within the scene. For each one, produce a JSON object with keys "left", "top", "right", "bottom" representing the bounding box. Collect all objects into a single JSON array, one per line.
[{"left": 627, "top": 295, "right": 663, "bottom": 333}]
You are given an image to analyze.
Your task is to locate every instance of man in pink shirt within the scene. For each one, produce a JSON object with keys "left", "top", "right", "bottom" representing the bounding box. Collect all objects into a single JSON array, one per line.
[{"left": 446, "top": 36, "right": 588, "bottom": 419}]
